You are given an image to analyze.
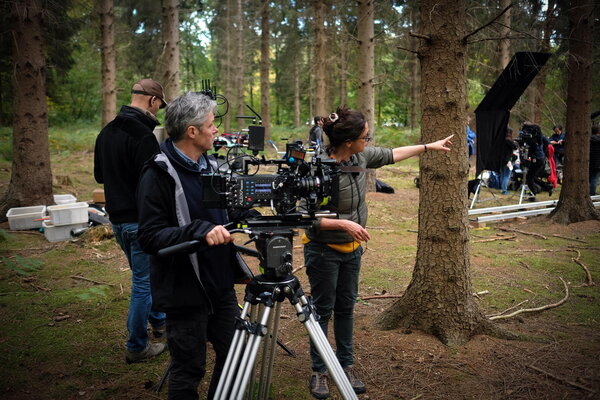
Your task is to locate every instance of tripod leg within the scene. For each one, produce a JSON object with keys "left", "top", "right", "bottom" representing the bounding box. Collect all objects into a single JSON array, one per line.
[
  {"left": 470, "top": 181, "right": 481, "bottom": 209},
  {"left": 245, "top": 304, "right": 261, "bottom": 399},
  {"left": 258, "top": 302, "right": 282, "bottom": 399},
  {"left": 294, "top": 296, "right": 358, "bottom": 400},
  {"left": 215, "top": 302, "right": 252, "bottom": 400},
  {"left": 155, "top": 359, "right": 172, "bottom": 393},
  {"left": 230, "top": 305, "right": 273, "bottom": 400}
]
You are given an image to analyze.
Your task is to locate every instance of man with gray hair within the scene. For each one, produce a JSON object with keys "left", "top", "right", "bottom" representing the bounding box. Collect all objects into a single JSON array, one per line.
[{"left": 137, "top": 92, "right": 247, "bottom": 399}]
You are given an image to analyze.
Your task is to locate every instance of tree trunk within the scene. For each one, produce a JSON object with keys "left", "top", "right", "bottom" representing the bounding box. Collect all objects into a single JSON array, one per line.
[
  {"left": 357, "top": 0, "right": 376, "bottom": 192},
  {"left": 223, "top": 0, "right": 232, "bottom": 133},
  {"left": 156, "top": 0, "right": 180, "bottom": 101},
  {"left": 99, "top": 0, "right": 116, "bottom": 127},
  {"left": 550, "top": 0, "right": 598, "bottom": 224},
  {"left": 0, "top": 0, "right": 53, "bottom": 219},
  {"left": 409, "top": 9, "right": 420, "bottom": 132},
  {"left": 374, "top": 0, "right": 504, "bottom": 345},
  {"left": 533, "top": 0, "right": 555, "bottom": 124},
  {"left": 339, "top": 32, "right": 349, "bottom": 108},
  {"left": 260, "top": 0, "right": 270, "bottom": 140},
  {"left": 291, "top": 8, "right": 301, "bottom": 129},
  {"left": 235, "top": 0, "right": 245, "bottom": 131},
  {"left": 498, "top": 0, "right": 511, "bottom": 69},
  {"left": 313, "top": 0, "right": 327, "bottom": 116}
]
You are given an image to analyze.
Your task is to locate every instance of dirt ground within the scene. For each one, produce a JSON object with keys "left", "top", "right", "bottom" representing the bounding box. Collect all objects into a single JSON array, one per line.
[
  {"left": 262, "top": 192, "right": 600, "bottom": 400},
  {"left": 2, "top": 157, "right": 600, "bottom": 400}
]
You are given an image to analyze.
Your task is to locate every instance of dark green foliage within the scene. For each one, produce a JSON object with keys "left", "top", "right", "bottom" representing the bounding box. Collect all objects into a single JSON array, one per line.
[{"left": 0, "top": 1, "right": 589, "bottom": 134}]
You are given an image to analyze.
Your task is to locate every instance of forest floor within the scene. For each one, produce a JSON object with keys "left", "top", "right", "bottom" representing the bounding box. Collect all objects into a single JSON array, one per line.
[{"left": 1, "top": 151, "right": 599, "bottom": 400}]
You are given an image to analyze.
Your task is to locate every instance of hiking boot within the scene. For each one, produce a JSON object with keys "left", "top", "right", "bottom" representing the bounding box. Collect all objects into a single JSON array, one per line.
[
  {"left": 344, "top": 366, "right": 366, "bottom": 394},
  {"left": 152, "top": 324, "right": 166, "bottom": 339},
  {"left": 309, "top": 371, "right": 329, "bottom": 399},
  {"left": 125, "top": 342, "right": 167, "bottom": 364}
]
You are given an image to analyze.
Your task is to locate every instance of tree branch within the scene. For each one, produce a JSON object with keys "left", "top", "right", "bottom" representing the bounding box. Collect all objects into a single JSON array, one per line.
[
  {"left": 408, "top": 31, "right": 431, "bottom": 41},
  {"left": 489, "top": 277, "right": 568, "bottom": 320},
  {"left": 71, "top": 275, "right": 114, "bottom": 287},
  {"left": 472, "top": 235, "right": 517, "bottom": 243},
  {"left": 466, "top": 35, "right": 527, "bottom": 45},
  {"left": 498, "top": 227, "right": 547, "bottom": 239},
  {"left": 570, "top": 249, "right": 594, "bottom": 286},
  {"left": 360, "top": 294, "right": 403, "bottom": 301},
  {"left": 397, "top": 45, "right": 419, "bottom": 55},
  {"left": 527, "top": 365, "right": 597, "bottom": 394},
  {"left": 463, "top": 2, "right": 514, "bottom": 42}
]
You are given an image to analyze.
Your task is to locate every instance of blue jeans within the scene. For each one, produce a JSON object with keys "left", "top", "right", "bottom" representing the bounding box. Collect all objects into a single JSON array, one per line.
[
  {"left": 112, "top": 222, "right": 165, "bottom": 352},
  {"left": 304, "top": 241, "right": 362, "bottom": 372},
  {"left": 591, "top": 169, "right": 600, "bottom": 196},
  {"left": 499, "top": 165, "right": 512, "bottom": 193}
]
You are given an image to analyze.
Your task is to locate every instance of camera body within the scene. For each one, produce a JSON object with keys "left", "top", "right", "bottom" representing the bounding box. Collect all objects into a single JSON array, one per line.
[{"left": 204, "top": 138, "right": 339, "bottom": 216}]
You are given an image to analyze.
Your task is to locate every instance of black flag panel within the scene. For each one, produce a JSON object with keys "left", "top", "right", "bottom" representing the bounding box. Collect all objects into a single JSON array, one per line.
[{"left": 475, "top": 52, "right": 551, "bottom": 175}]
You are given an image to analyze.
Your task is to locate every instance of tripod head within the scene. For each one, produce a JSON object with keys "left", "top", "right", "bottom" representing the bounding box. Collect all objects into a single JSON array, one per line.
[{"left": 157, "top": 212, "right": 337, "bottom": 281}]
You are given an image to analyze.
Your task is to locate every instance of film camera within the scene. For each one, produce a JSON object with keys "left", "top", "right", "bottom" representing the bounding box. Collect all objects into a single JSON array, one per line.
[{"left": 204, "top": 140, "right": 339, "bottom": 216}]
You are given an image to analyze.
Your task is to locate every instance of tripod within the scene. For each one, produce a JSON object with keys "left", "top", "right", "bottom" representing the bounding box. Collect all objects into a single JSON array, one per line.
[
  {"left": 215, "top": 229, "right": 358, "bottom": 400},
  {"left": 517, "top": 166, "right": 536, "bottom": 204}
]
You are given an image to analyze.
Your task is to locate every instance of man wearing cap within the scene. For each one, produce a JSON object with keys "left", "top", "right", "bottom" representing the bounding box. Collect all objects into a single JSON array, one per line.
[{"left": 94, "top": 79, "right": 168, "bottom": 363}]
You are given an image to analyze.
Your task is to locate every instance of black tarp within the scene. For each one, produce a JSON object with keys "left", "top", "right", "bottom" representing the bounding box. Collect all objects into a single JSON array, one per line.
[{"left": 475, "top": 52, "right": 551, "bottom": 175}]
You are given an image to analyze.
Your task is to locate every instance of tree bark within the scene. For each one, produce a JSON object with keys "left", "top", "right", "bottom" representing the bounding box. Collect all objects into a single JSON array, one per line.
[
  {"left": 409, "top": 8, "right": 420, "bottom": 132},
  {"left": 290, "top": 5, "right": 301, "bottom": 128},
  {"left": 357, "top": 0, "right": 376, "bottom": 192},
  {"left": 533, "top": 0, "right": 556, "bottom": 124},
  {"left": 550, "top": 0, "right": 599, "bottom": 224},
  {"left": 224, "top": 0, "right": 233, "bottom": 132},
  {"left": 260, "top": 0, "right": 270, "bottom": 140},
  {"left": 338, "top": 20, "right": 349, "bottom": 108},
  {"left": 374, "top": 0, "right": 504, "bottom": 345},
  {"left": 498, "top": 0, "right": 511, "bottom": 69},
  {"left": 313, "top": 0, "right": 327, "bottom": 117},
  {"left": 99, "top": 0, "right": 116, "bottom": 127},
  {"left": 0, "top": 0, "right": 53, "bottom": 219},
  {"left": 156, "top": 0, "right": 180, "bottom": 102},
  {"left": 235, "top": 0, "right": 245, "bottom": 131}
]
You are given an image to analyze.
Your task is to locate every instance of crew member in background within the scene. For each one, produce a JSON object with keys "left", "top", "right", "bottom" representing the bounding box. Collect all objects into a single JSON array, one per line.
[
  {"left": 499, "top": 126, "right": 518, "bottom": 195},
  {"left": 94, "top": 78, "right": 167, "bottom": 363},
  {"left": 467, "top": 115, "right": 477, "bottom": 165},
  {"left": 303, "top": 106, "right": 453, "bottom": 399},
  {"left": 517, "top": 122, "right": 554, "bottom": 201},
  {"left": 549, "top": 125, "right": 565, "bottom": 165},
  {"left": 309, "top": 116, "right": 324, "bottom": 151},
  {"left": 137, "top": 92, "right": 250, "bottom": 399}
]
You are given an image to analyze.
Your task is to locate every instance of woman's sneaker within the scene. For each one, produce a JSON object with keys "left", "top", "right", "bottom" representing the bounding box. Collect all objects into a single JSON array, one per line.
[
  {"left": 344, "top": 366, "right": 366, "bottom": 394},
  {"left": 309, "top": 371, "right": 329, "bottom": 399}
]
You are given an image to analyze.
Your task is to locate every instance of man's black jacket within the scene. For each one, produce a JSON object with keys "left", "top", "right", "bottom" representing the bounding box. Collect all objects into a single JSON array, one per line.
[
  {"left": 137, "top": 147, "right": 246, "bottom": 313},
  {"left": 94, "top": 105, "right": 159, "bottom": 223}
]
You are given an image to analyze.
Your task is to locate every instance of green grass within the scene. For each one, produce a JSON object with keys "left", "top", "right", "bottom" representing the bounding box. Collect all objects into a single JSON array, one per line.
[{"left": 0, "top": 122, "right": 100, "bottom": 162}]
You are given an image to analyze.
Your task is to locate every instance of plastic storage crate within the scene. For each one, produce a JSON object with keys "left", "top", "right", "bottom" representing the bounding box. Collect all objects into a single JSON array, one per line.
[
  {"left": 47, "top": 202, "right": 89, "bottom": 226},
  {"left": 42, "top": 220, "right": 87, "bottom": 242},
  {"left": 6, "top": 205, "right": 47, "bottom": 230},
  {"left": 53, "top": 194, "right": 77, "bottom": 205}
]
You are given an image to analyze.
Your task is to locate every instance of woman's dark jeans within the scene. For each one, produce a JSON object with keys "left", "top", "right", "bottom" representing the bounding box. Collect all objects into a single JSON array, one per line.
[{"left": 304, "top": 241, "right": 362, "bottom": 373}]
